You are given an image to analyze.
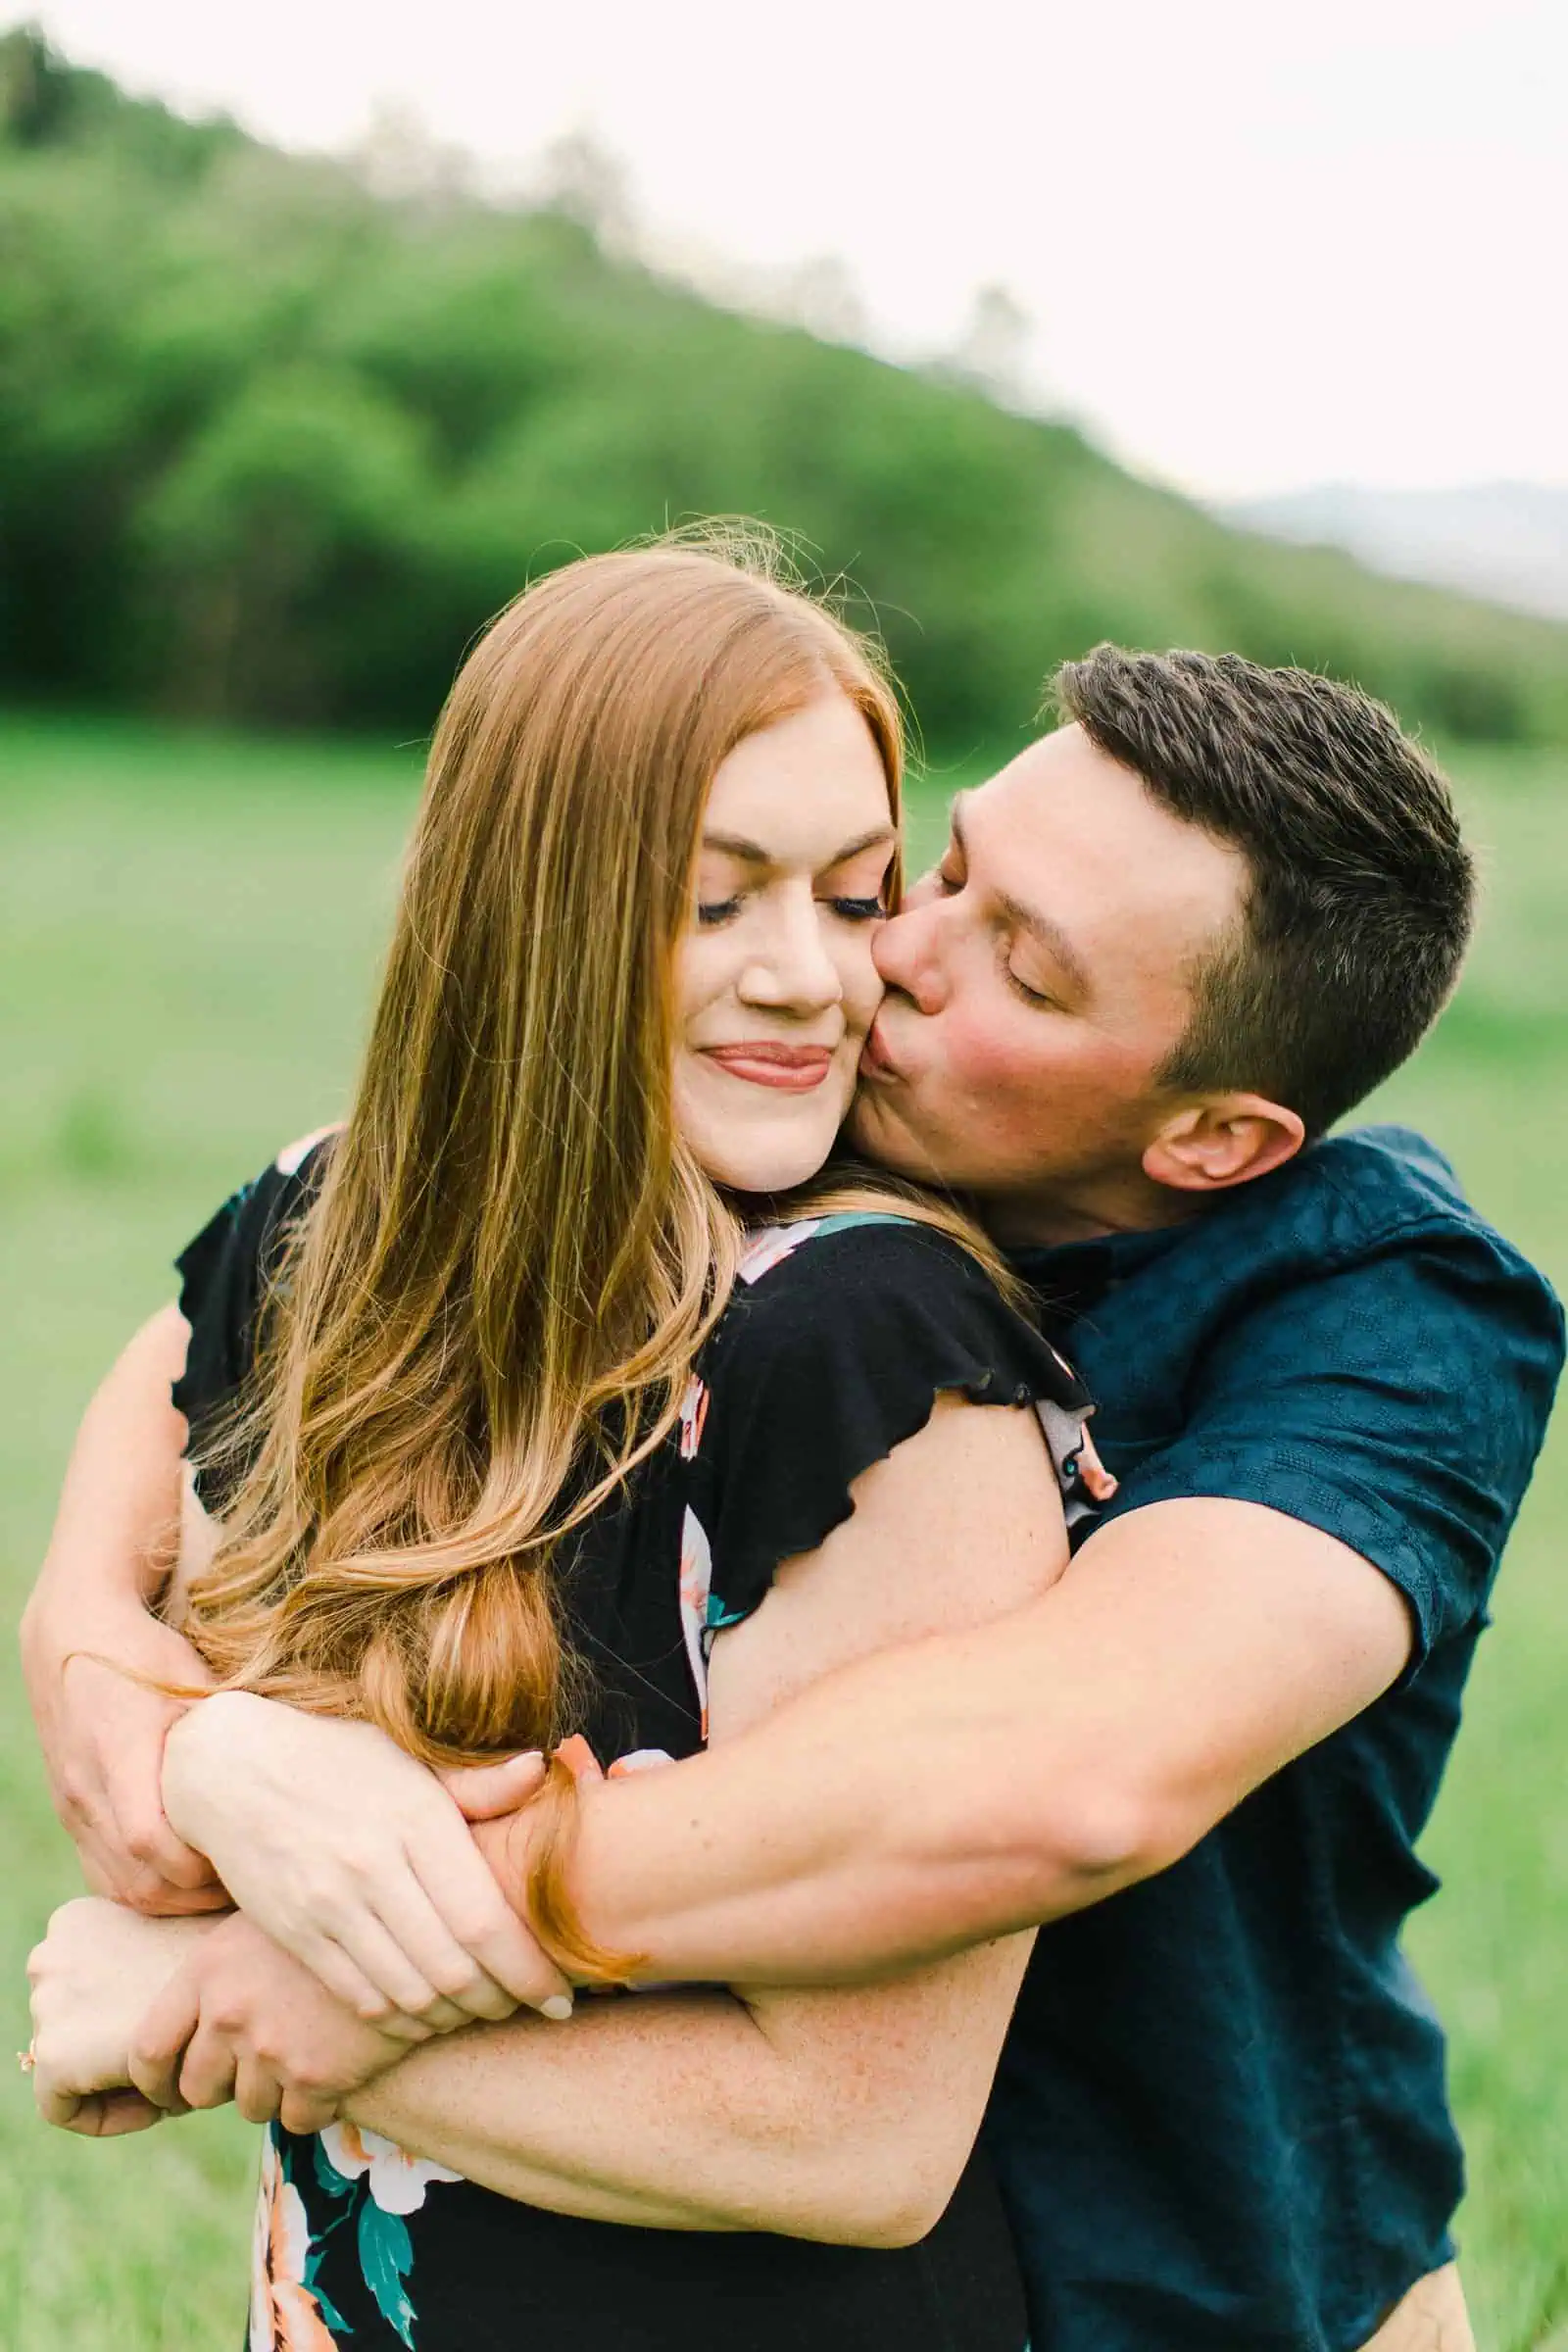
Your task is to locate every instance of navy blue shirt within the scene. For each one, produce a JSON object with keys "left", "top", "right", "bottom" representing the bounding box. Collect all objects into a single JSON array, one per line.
[{"left": 986, "top": 1126, "right": 1563, "bottom": 2352}]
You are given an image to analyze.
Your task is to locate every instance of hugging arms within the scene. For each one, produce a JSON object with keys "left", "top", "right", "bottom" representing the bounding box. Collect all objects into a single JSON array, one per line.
[{"left": 28, "top": 1276, "right": 1412, "bottom": 2143}]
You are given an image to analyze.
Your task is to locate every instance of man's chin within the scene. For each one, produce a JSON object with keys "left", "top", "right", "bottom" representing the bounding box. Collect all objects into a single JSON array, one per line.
[{"left": 846, "top": 1085, "right": 946, "bottom": 1182}]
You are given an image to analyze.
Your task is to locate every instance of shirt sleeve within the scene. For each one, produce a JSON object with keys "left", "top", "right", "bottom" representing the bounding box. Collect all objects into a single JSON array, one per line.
[
  {"left": 683, "top": 1219, "right": 1091, "bottom": 1633},
  {"left": 1096, "top": 1220, "right": 1565, "bottom": 1663},
  {"left": 171, "top": 1133, "right": 333, "bottom": 1505}
]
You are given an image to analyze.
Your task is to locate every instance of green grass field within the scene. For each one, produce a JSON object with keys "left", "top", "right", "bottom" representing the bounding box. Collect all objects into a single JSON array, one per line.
[{"left": 2, "top": 712, "right": 1566, "bottom": 2349}]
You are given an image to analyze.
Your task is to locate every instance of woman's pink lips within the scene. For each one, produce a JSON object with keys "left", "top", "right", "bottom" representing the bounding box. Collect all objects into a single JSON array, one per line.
[{"left": 703, "top": 1043, "right": 835, "bottom": 1093}]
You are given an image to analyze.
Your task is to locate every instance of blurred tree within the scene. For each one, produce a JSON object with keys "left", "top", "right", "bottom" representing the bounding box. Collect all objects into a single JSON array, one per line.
[
  {"left": 137, "top": 368, "right": 437, "bottom": 721},
  {"left": 2, "top": 29, "right": 1566, "bottom": 749}
]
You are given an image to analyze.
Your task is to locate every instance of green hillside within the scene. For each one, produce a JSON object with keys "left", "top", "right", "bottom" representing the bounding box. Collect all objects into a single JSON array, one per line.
[{"left": 4, "top": 26, "right": 1567, "bottom": 753}]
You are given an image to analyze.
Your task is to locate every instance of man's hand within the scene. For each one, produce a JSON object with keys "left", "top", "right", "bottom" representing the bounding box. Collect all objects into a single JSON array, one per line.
[
  {"left": 128, "top": 1911, "right": 419, "bottom": 2134},
  {"left": 22, "top": 1592, "right": 225, "bottom": 1915},
  {"left": 20, "top": 1301, "right": 226, "bottom": 1914},
  {"left": 162, "top": 1692, "right": 570, "bottom": 2026},
  {"left": 26, "top": 1896, "right": 224, "bottom": 2132}
]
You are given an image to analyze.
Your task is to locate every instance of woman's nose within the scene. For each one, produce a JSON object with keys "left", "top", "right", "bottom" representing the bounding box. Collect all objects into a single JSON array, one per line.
[
  {"left": 738, "top": 895, "right": 845, "bottom": 1014},
  {"left": 872, "top": 900, "right": 947, "bottom": 1013}
]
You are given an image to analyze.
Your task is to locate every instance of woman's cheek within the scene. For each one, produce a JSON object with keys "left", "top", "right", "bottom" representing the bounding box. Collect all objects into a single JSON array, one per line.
[{"left": 841, "top": 926, "right": 885, "bottom": 1039}]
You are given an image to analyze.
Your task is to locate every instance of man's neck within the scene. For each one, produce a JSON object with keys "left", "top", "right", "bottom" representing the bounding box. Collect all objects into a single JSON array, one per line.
[{"left": 980, "top": 1170, "right": 1211, "bottom": 1252}]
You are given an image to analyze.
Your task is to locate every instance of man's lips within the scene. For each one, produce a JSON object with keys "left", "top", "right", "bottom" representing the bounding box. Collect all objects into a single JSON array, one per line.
[
  {"left": 858, "top": 1016, "right": 901, "bottom": 1080},
  {"left": 702, "top": 1042, "right": 836, "bottom": 1093}
]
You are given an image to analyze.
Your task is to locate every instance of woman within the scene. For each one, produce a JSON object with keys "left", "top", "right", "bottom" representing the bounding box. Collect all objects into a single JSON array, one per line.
[{"left": 27, "top": 537, "right": 1094, "bottom": 2350}]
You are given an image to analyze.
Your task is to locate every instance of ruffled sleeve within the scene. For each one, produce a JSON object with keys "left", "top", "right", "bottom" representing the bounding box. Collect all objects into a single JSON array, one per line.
[
  {"left": 172, "top": 1130, "right": 335, "bottom": 1508},
  {"left": 680, "top": 1215, "right": 1096, "bottom": 1642}
]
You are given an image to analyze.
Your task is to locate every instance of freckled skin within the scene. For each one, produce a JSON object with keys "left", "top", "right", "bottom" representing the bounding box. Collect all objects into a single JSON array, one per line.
[{"left": 851, "top": 725, "right": 1250, "bottom": 1245}]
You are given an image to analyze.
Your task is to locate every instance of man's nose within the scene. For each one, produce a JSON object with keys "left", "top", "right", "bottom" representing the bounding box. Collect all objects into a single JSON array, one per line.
[
  {"left": 739, "top": 895, "right": 844, "bottom": 1015},
  {"left": 873, "top": 899, "right": 947, "bottom": 1013}
]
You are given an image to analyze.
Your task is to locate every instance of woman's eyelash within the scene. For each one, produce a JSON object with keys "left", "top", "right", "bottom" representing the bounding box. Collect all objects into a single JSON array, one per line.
[{"left": 697, "top": 894, "right": 884, "bottom": 926}]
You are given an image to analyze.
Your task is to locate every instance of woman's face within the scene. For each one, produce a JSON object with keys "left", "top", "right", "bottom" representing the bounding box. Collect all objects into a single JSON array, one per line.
[{"left": 674, "top": 691, "right": 897, "bottom": 1196}]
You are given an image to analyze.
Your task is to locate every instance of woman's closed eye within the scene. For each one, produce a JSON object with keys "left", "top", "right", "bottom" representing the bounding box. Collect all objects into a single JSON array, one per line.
[
  {"left": 826, "top": 895, "right": 885, "bottom": 922},
  {"left": 697, "top": 896, "right": 743, "bottom": 927}
]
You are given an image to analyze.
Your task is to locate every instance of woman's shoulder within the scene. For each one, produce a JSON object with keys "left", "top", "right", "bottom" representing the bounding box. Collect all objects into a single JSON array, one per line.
[
  {"left": 675, "top": 1210, "right": 1093, "bottom": 1652},
  {"left": 705, "top": 1211, "right": 1086, "bottom": 1411},
  {"left": 172, "top": 1127, "right": 339, "bottom": 1436}
]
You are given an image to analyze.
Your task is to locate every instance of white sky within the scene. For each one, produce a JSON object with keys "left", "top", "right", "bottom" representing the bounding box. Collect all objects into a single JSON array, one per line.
[{"left": 14, "top": 0, "right": 1568, "bottom": 497}]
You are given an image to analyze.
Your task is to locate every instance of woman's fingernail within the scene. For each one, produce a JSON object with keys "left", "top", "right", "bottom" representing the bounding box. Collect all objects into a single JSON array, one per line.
[{"left": 539, "top": 1994, "right": 574, "bottom": 2022}]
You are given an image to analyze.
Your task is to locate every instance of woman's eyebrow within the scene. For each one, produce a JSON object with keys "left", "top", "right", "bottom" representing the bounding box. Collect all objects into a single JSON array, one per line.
[
  {"left": 701, "top": 831, "right": 772, "bottom": 863},
  {"left": 701, "top": 823, "right": 897, "bottom": 867},
  {"left": 822, "top": 822, "right": 898, "bottom": 866}
]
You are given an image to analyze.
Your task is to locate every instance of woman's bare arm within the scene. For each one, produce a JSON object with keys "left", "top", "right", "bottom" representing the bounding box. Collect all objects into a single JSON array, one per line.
[{"left": 342, "top": 1393, "right": 1063, "bottom": 2240}]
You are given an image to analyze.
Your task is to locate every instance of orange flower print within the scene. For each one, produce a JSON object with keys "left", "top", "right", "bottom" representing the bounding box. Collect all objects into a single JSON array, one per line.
[
  {"left": 250, "top": 2133, "right": 336, "bottom": 2352},
  {"left": 678, "top": 1374, "right": 710, "bottom": 1460}
]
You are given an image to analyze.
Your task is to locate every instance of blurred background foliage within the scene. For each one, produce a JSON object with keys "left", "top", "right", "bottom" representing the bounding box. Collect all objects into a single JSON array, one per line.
[{"left": 5, "top": 24, "right": 1568, "bottom": 756}]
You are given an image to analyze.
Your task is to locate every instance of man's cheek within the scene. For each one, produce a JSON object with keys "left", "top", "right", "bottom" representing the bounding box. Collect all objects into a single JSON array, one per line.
[{"left": 943, "top": 1018, "right": 1045, "bottom": 1120}]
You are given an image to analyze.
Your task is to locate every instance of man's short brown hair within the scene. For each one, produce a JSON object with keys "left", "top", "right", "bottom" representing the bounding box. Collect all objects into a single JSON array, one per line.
[{"left": 1054, "top": 646, "right": 1476, "bottom": 1138}]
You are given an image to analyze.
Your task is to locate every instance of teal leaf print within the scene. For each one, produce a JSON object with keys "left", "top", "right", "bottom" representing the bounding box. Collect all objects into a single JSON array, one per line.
[
  {"left": 314, "top": 2135, "right": 358, "bottom": 2199},
  {"left": 304, "top": 2262, "right": 351, "bottom": 2337},
  {"left": 358, "top": 2199, "right": 417, "bottom": 2347}
]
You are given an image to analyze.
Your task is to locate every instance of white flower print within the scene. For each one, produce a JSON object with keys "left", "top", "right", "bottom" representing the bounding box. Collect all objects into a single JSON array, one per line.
[{"left": 317, "top": 2122, "right": 462, "bottom": 2217}]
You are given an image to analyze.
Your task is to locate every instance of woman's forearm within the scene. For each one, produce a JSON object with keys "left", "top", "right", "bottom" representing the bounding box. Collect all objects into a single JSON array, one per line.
[{"left": 347, "top": 1987, "right": 927, "bottom": 2244}]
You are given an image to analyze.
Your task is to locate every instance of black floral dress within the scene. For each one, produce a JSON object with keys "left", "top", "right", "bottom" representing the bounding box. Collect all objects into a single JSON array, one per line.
[{"left": 173, "top": 1137, "right": 1097, "bottom": 2352}]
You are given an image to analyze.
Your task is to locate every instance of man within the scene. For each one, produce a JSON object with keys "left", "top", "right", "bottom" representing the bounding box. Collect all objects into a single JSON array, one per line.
[{"left": 24, "top": 649, "right": 1562, "bottom": 2350}]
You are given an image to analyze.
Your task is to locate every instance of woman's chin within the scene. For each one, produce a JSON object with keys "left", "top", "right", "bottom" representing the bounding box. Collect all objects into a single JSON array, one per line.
[{"left": 695, "top": 1117, "right": 846, "bottom": 1200}]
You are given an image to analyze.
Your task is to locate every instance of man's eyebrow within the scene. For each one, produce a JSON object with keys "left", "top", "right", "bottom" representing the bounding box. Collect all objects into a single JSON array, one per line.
[
  {"left": 701, "top": 823, "right": 897, "bottom": 868},
  {"left": 951, "top": 793, "right": 1091, "bottom": 999}
]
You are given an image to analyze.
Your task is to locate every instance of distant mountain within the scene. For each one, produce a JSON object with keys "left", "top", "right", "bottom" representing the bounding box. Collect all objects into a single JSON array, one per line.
[{"left": 1222, "top": 484, "right": 1568, "bottom": 623}]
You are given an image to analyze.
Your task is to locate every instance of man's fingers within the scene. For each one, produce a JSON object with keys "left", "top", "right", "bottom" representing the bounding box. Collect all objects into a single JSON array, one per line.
[
  {"left": 121, "top": 1870, "right": 232, "bottom": 1920},
  {"left": 554, "top": 1734, "right": 606, "bottom": 1785},
  {"left": 278, "top": 2079, "right": 342, "bottom": 2136},
  {"left": 176, "top": 2020, "right": 239, "bottom": 2111},
  {"left": 438, "top": 1751, "right": 548, "bottom": 1821},
  {"left": 68, "top": 2089, "right": 167, "bottom": 2137},
  {"left": 234, "top": 2055, "right": 283, "bottom": 2128},
  {"left": 109, "top": 1787, "right": 222, "bottom": 1898},
  {"left": 34, "top": 2078, "right": 85, "bottom": 2129},
  {"left": 127, "top": 1966, "right": 201, "bottom": 2110}
]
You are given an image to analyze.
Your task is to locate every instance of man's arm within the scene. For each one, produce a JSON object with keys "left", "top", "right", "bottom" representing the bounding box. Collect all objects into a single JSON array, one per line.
[
  {"left": 19, "top": 1304, "right": 226, "bottom": 1912},
  {"left": 531, "top": 1496, "right": 1413, "bottom": 1984}
]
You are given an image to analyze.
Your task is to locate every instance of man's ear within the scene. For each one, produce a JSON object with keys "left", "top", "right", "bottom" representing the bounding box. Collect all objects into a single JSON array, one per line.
[{"left": 1143, "top": 1096, "right": 1306, "bottom": 1196}]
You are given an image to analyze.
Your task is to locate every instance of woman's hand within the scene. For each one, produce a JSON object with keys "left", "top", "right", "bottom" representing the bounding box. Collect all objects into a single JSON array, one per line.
[
  {"left": 162, "top": 1691, "right": 571, "bottom": 2026},
  {"left": 26, "top": 1896, "right": 226, "bottom": 2132},
  {"left": 128, "top": 1911, "right": 419, "bottom": 2135}
]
